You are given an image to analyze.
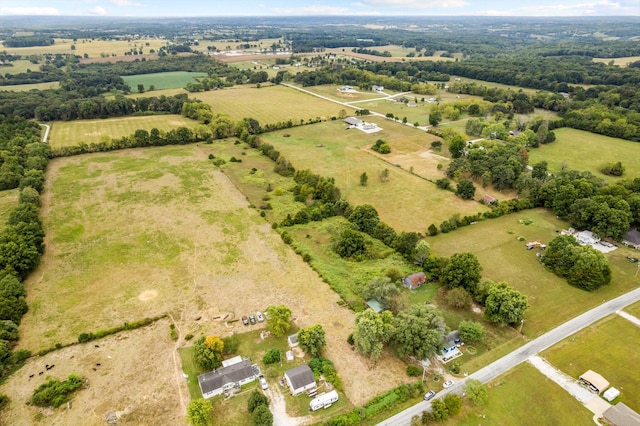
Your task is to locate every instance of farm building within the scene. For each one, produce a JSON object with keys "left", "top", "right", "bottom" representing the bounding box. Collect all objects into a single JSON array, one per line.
[
  {"left": 579, "top": 370, "right": 609, "bottom": 394},
  {"left": 198, "top": 358, "right": 257, "bottom": 399},
  {"left": 344, "top": 117, "right": 362, "bottom": 127},
  {"left": 603, "top": 387, "right": 620, "bottom": 402},
  {"left": 288, "top": 333, "right": 299, "bottom": 348},
  {"left": 403, "top": 272, "right": 427, "bottom": 290},
  {"left": 602, "top": 402, "right": 640, "bottom": 426},
  {"left": 372, "top": 85, "right": 384, "bottom": 92},
  {"left": 284, "top": 364, "right": 316, "bottom": 396},
  {"left": 623, "top": 228, "right": 640, "bottom": 249},
  {"left": 483, "top": 194, "right": 497, "bottom": 204},
  {"left": 366, "top": 298, "right": 383, "bottom": 313}
]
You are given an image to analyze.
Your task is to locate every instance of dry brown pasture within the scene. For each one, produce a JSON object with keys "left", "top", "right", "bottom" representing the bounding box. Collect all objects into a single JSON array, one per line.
[{"left": 6, "top": 144, "right": 406, "bottom": 424}]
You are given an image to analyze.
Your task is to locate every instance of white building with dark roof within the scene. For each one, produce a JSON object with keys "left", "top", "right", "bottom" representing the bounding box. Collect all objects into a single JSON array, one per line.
[
  {"left": 284, "top": 364, "right": 316, "bottom": 396},
  {"left": 198, "top": 358, "right": 257, "bottom": 399}
]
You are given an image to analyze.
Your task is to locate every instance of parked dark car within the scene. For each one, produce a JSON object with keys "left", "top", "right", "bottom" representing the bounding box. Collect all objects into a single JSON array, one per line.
[
  {"left": 249, "top": 314, "right": 256, "bottom": 325},
  {"left": 242, "top": 316, "right": 249, "bottom": 326}
]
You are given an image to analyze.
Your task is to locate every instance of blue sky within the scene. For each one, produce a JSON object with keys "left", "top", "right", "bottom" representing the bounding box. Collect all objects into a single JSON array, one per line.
[{"left": 1, "top": 0, "right": 639, "bottom": 17}]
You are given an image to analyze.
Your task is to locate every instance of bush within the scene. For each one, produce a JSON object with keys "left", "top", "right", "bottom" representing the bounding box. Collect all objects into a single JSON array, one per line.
[
  {"left": 262, "top": 348, "right": 281, "bottom": 364},
  {"left": 31, "top": 374, "right": 84, "bottom": 408},
  {"left": 185, "top": 333, "right": 194, "bottom": 341},
  {"left": 406, "top": 365, "right": 422, "bottom": 377},
  {"left": 247, "top": 390, "right": 269, "bottom": 413}
]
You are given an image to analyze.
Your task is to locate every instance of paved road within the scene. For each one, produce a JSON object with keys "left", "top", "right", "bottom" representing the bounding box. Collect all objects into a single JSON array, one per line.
[
  {"left": 379, "top": 286, "right": 640, "bottom": 425},
  {"left": 39, "top": 123, "right": 50, "bottom": 143}
]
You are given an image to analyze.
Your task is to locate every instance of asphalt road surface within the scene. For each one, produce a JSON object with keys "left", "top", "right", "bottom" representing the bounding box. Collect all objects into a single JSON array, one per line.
[{"left": 379, "top": 286, "right": 640, "bottom": 425}]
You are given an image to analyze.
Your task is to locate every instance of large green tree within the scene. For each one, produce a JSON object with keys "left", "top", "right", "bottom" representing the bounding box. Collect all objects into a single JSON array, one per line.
[
  {"left": 392, "top": 305, "right": 445, "bottom": 360},
  {"left": 363, "top": 277, "right": 401, "bottom": 312},
  {"left": 484, "top": 282, "right": 528, "bottom": 326},
  {"left": 333, "top": 228, "right": 367, "bottom": 259},
  {"left": 348, "top": 204, "right": 380, "bottom": 235},
  {"left": 252, "top": 404, "right": 273, "bottom": 426},
  {"left": 455, "top": 179, "right": 476, "bottom": 200},
  {"left": 194, "top": 336, "right": 224, "bottom": 370},
  {"left": 298, "top": 324, "right": 326, "bottom": 357},
  {"left": 458, "top": 320, "right": 486, "bottom": 342},
  {"left": 265, "top": 305, "right": 292, "bottom": 337},
  {"left": 353, "top": 309, "right": 395, "bottom": 361},
  {"left": 440, "top": 252, "right": 482, "bottom": 292},
  {"left": 463, "top": 379, "right": 488, "bottom": 405},
  {"left": 247, "top": 390, "right": 269, "bottom": 413},
  {"left": 186, "top": 399, "right": 214, "bottom": 426}
]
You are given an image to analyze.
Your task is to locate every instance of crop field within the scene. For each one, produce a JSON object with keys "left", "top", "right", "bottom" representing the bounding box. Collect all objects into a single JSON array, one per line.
[
  {"left": 0, "top": 318, "right": 185, "bottom": 425},
  {"left": 0, "top": 81, "right": 60, "bottom": 91},
  {"left": 542, "top": 315, "right": 640, "bottom": 411},
  {"left": 0, "top": 37, "right": 167, "bottom": 58},
  {"left": 18, "top": 145, "right": 406, "bottom": 411},
  {"left": 0, "top": 188, "right": 19, "bottom": 230},
  {"left": 428, "top": 209, "right": 640, "bottom": 338},
  {"left": 446, "top": 363, "right": 593, "bottom": 425},
  {"left": 259, "top": 119, "right": 487, "bottom": 232},
  {"left": 121, "top": 71, "right": 207, "bottom": 91},
  {"left": 190, "top": 84, "right": 347, "bottom": 123},
  {"left": 48, "top": 115, "right": 196, "bottom": 147},
  {"left": 593, "top": 55, "right": 640, "bottom": 66},
  {"left": 527, "top": 128, "right": 640, "bottom": 180}
]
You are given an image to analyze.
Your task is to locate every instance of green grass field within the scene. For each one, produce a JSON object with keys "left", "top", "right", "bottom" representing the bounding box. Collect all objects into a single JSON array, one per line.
[
  {"left": 122, "top": 71, "right": 207, "bottom": 91},
  {"left": 542, "top": 315, "right": 640, "bottom": 411},
  {"left": 48, "top": 114, "right": 196, "bottom": 147},
  {"left": 292, "top": 83, "right": 396, "bottom": 103},
  {"left": 428, "top": 209, "right": 640, "bottom": 338},
  {"left": 191, "top": 84, "right": 348, "bottom": 123},
  {"left": 527, "top": 128, "right": 640, "bottom": 180},
  {"left": 445, "top": 363, "right": 593, "bottom": 425},
  {"left": 0, "top": 59, "right": 40, "bottom": 75},
  {"left": 259, "top": 119, "right": 487, "bottom": 232},
  {"left": 0, "top": 189, "right": 19, "bottom": 230},
  {"left": 624, "top": 300, "right": 640, "bottom": 318}
]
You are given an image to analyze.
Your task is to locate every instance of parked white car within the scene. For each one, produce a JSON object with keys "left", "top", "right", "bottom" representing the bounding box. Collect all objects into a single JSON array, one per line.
[
  {"left": 256, "top": 311, "right": 265, "bottom": 322},
  {"left": 259, "top": 375, "right": 268, "bottom": 390},
  {"left": 443, "top": 380, "right": 454, "bottom": 388}
]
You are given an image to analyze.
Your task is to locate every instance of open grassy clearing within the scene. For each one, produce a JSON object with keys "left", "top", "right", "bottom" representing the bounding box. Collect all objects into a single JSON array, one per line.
[
  {"left": 0, "top": 188, "right": 19, "bottom": 230},
  {"left": 191, "top": 84, "right": 347, "bottom": 123},
  {"left": 196, "top": 38, "right": 283, "bottom": 53},
  {"left": 624, "top": 300, "right": 640, "bottom": 318},
  {"left": 259, "top": 119, "right": 487, "bottom": 232},
  {"left": 122, "top": 71, "right": 207, "bottom": 91},
  {"left": 325, "top": 47, "right": 457, "bottom": 63},
  {"left": 542, "top": 315, "right": 640, "bottom": 411},
  {"left": 593, "top": 56, "right": 640, "bottom": 66},
  {"left": 0, "top": 81, "right": 60, "bottom": 91},
  {"left": 123, "top": 87, "right": 187, "bottom": 99},
  {"left": 0, "top": 38, "right": 167, "bottom": 58},
  {"left": 428, "top": 209, "right": 640, "bottom": 338},
  {"left": 527, "top": 128, "right": 640, "bottom": 180},
  {"left": 292, "top": 83, "right": 401, "bottom": 103},
  {"left": 21, "top": 144, "right": 406, "bottom": 408},
  {"left": 0, "top": 59, "right": 40, "bottom": 75},
  {"left": 444, "top": 362, "right": 593, "bottom": 425},
  {"left": 48, "top": 114, "right": 197, "bottom": 147},
  {"left": 0, "top": 318, "right": 185, "bottom": 425},
  {"left": 449, "top": 76, "right": 539, "bottom": 94},
  {"left": 228, "top": 60, "right": 299, "bottom": 78}
]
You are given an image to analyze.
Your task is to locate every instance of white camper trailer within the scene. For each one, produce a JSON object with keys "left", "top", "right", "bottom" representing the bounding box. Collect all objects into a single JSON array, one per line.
[{"left": 309, "top": 390, "right": 339, "bottom": 411}]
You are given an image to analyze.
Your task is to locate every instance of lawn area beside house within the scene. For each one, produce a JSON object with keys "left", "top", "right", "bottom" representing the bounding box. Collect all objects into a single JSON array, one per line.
[
  {"left": 624, "top": 300, "right": 640, "bottom": 319},
  {"left": 428, "top": 209, "right": 640, "bottom": 339},
  {"left": 259, "top": 119, "right": 487, "bottom": 232},
  {"left": 190, "top": 84, "right": 347, "bottom": 123},
  {"left": 48, "top": 114, "right": 197, "bottom": 147},
  {"left": 527, "top": 128, "right": 640, "bottom": 180},
  {"left": 292, "top": 83, "right": 395, "bottom": 103},
  {"left": 444, "top": 362, "right": 593, "bottom": 425},
  {"left": 542, "top": 315, "right": 640, "bottom": 412}
]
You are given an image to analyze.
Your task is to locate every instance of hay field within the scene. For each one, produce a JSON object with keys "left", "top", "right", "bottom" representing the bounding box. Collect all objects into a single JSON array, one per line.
[
  {"left": 1, "top": 38, "right": 167, "bottom": 58},
  {"left": 48, "top": 115, "right": 196, "bottom": 147},
  {"left": 191, "top": 84, "right": 346, "bottom": 123},
  {"left": 122, "top": 71, "right": 207, "bottom": 91},
  {"left": 259, "top": 119, "right": 487, "bottom": 232},
  {"left": 428, "top": 209, "right": 640, "bottom": 338},
  {"left": 0, "top": 81, "right": 60, "bottom": 91},
  {"left": 593, "top": 56, "right": 640, "bottom": 66},
  {"left": 19, "top": 145, "right": 406, "bottom": 409},
  {"left": 542, "top": 315, "right": 640, "bottom": 411},
  {"left": 527, "top": 128, "right": 640, "bottom": 180},
  {"left": 0, "top": 319, "right": 185, "bottom": 425},
  {"left": 0, "top": 59, "right": 38, "bottom": 75}
]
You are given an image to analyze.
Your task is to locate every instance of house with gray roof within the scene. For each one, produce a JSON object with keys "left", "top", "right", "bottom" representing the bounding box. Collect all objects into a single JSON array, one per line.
[
  {"left": 284, "top": 364, "right": 316, "bottom": 396},
  {"left": 623, "top": 228, "right": 640, "bottom": 249},
  {"left": 198, "top": 358, "right": 257, "bottom": 399}
]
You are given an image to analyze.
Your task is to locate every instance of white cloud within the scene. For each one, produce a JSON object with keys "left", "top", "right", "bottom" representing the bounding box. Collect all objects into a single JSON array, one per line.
[
  {"left": 272, "top": 5, "right": 351, "bottom": 14},
  {"left": 359, "top": 0, "right": 468, "bottom": 8},
  {"left": 473, "top": 0, "right": 639, "bottom": 16},
  {"left": 89, "top": 6, "right": 108, "bottom": 15},
  {"left": 0, "top": 7, "right": 61, "bottom": 15},
  {"left": 110, "top": 0, "right": 132, "bottom": 5}
]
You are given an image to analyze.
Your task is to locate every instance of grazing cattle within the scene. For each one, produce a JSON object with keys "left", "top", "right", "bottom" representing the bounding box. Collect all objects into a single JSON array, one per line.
[
  {"left": 96, "top": 363, "right": 101, "bottom": 366},
  {"left": 45, "top": 364, "right": 49, "bottom": 369},
  {"left": 48, "top": 364, "right": 55, "bottom": 370},
  {"left": 94, "top": 345, "right": 100, "bottom": 348},
  {"left": 92, "top": 368, "right": 96, "bottom": 371},
  {"left": 29, "top": 374, "right": 34, "bottom": 378},
  {"left": 39, "top": 372, "right": 43, "bottom": 375}
]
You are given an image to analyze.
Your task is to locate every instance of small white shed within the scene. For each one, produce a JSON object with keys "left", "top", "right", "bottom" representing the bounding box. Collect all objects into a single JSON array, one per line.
[{"left": 603, "top": 387, "right": 620, "bottom": 402}]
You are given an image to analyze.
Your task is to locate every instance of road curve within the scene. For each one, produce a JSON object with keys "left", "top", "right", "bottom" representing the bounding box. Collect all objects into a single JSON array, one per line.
[
  {"left": 379, "top": 286, "right": 640, "bottom": 425},
  {"left": 39, "top": 123, "right": 50, "bottom": 143}
]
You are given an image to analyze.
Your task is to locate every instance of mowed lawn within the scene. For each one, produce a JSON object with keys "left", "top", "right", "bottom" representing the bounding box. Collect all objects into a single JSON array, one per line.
[
  {"left": 191, "top": 84, "right": 347, "bottom": 123},
  {"left": 528, "top": 128, "right": 640, "bottom": 180},
  {"left": 428, "top": 209, "right": 640, "bottom": 338},
  {"left": 22, "top": 144, "right": 407, "bottom": 407},
  {"left": 260, "top": 119, "right": 487, "bottom": 232},
  {"left": 122, "top": 71, "right": 207, "bottom": 90},
  {"left": 624, "top": 300, "right": 640, "bottom": 318},
  {"left": 542, "top": 315, "right": 640, "bottom": 411},
  {"left": 48, "top": 114, "right": 196, "bottom": 147},
  {"left": 446, "top": 363, "right": 593, "bottom": 425}
]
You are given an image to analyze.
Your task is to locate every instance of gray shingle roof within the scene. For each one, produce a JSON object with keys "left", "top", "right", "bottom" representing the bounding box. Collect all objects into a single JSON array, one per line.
[
  {"left": 285, "top": 364, "right": 315, "bottom": 391},
  {"left": 198, "top": 359, "right": 255, "bottom": 395}
]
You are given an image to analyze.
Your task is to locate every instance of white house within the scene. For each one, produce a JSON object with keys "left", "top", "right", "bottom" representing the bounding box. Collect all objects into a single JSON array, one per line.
[
  {"left": 284, "top": 364, "right": 316, "bottom": 396},
  {"left": 198, "top": 358, "right": 257, "bottom": 399}
]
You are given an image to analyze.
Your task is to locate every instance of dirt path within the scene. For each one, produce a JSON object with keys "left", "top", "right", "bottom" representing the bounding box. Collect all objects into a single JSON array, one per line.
[
  {"left": 167, "top": 312, "right": 187, "bottom": 413},
  {"left": 265, "top": 387, "right": 313, "bottom": 426}
]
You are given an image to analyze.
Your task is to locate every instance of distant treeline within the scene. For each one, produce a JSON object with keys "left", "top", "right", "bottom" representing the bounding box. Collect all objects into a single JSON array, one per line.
[{"left": 2, "top": 36, "right": 54, "bottom": 48}]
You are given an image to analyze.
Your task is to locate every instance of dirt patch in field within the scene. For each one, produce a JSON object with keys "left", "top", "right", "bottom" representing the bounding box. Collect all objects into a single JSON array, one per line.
[
  {"left": 14, "top": 145, "right": 406, "bottom": 424},
  {"left": 0, "top": 319, "right": 184, "bottom": 426}
]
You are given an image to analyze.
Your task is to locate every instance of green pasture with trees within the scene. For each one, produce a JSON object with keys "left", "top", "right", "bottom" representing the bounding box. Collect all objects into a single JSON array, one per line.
[
  {"left": 528, "top": 128, "right": 640, "bottom": 180},
  {"left": 542, "top": 315, "right": 640, "bottom": 412},
  {"left": 122, "top": 71, "right": 207, "bottom": 91}
]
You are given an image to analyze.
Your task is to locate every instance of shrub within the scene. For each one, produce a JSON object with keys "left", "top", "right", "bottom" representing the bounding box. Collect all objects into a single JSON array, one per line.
[
  {"left": 262, "top": 348, "right": 281, "bottom": 364},
  {"left": 31, "top": 374, "right": 84, "bottom": 408},
  {"left": 247, "top": 390, "right": 269, "bottom": 413},
  {"left": 185, "top": 333, "right": 194, "bottom": 341},
  {"left": 406, "top": 365, "right": 422, "bottom": 377}
]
